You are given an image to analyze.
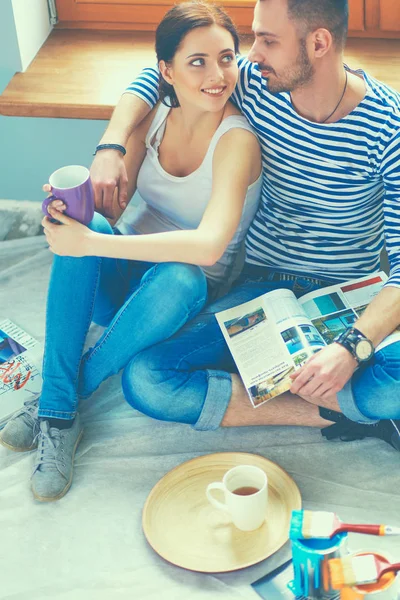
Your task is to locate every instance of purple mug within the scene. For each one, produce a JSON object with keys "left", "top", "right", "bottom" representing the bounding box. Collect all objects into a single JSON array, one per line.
[{"left": 42, "top": 165, "right": 95, "bottom": 225}]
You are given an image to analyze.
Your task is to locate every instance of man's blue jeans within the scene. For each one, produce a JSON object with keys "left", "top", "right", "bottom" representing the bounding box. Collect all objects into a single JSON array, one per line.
[
  {"left": 122, "top": 268, "right": 400, "bottom": 429},
  {"left": 38, "top": 213, "right": 208, "bottom": 420}
]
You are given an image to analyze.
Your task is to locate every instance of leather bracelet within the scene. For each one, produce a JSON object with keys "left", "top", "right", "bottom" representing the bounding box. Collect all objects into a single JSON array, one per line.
[{"left": 93, "top": 143, "right": 126, "bottom": 156}]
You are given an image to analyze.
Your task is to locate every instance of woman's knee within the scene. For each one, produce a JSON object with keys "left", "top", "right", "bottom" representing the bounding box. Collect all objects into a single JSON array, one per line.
[
  {"left": 122, "top": 350, "right": 169, "bottom": 420},
  {"left": 87, "top": 212, "right": 114, "bottom": 235},
  {"left": 143, "top": 263, "right": 207, "bottom": 307}
]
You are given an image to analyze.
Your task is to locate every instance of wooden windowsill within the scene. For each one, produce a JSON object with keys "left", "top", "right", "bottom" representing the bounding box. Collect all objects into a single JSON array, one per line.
[
  {"left": 0, "top": 29, "right": 399, "bottom": 120},
  {"left": 0, "top": 29, "right": 158, "bottom": 120}
]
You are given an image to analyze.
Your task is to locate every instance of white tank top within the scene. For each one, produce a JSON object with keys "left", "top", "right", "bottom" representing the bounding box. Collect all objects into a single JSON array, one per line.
[{"left": 117, "top": 102, "right": 262, "bottom": 294}]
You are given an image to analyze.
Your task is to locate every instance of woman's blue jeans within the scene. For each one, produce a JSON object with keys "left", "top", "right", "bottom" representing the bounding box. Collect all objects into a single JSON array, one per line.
[
  {"left": 122, "top": 269, "right": 400, "bottom": 429},
  {"left": 38, "top": 213, "right": 208, "bottom": 419}
]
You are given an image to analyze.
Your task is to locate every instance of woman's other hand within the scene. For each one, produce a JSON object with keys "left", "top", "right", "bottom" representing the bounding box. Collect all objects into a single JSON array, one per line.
[
  {"left": 41, "top": 207, "right": 94, "bottom": 257},
  {"left": 42, "top": 183, "right": 67, "bottom": 213}
]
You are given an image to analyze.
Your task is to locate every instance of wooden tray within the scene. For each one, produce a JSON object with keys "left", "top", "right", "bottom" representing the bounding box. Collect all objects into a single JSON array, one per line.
[{"left": 142, "top": 452, "right": 301, "bottom": 573}]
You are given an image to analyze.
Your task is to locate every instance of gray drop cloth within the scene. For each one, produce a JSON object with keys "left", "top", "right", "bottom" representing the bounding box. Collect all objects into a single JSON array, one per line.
[{"left": 0, "top": 237, "right": 399, "bottom": 600}]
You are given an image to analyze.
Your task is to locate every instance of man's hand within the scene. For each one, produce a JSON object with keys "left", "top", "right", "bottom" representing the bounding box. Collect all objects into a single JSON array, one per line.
[
  {"left": 90, "top": 149, "right": 128, "bottom": 219},
  {"left": 290, "top": 343, "right": 358, "bottom": 402},
  {"left": 42, "top": 207, "right": 94, "bottom": 257}
]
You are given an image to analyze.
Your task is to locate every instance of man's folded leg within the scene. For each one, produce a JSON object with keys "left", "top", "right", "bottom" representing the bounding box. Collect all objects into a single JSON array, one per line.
[
  {"left": 329, "top": 342, "right": 400, "bottom": 451},
  {"left": 121, "top": 287, "right": 399, "bottom": 451},
  {"left": 121, "top": 282, "right": 334, "bottom": 431}
]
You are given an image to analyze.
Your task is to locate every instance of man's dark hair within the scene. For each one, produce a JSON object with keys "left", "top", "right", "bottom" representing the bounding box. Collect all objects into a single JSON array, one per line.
[{"left": 287, "top": 0, "right": 349, "bottom": 48}]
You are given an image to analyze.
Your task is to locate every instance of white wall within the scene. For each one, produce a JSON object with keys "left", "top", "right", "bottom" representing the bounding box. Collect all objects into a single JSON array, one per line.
[
  {"left": 11, "top": 0, "right": 52, "bottom": 71},
  {"left": 0, "top": 0, "right": 21, "bottom": 75}
]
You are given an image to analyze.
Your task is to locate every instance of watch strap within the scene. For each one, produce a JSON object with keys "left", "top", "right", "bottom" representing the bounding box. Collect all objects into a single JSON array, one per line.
[{"left": 334, "top": 327, "right": 374, "bottom": 362}]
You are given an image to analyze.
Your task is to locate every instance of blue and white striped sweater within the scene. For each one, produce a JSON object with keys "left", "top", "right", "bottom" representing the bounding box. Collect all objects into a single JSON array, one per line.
[{"left": 125, "top": 56, "right": 400, "bottom": 288}]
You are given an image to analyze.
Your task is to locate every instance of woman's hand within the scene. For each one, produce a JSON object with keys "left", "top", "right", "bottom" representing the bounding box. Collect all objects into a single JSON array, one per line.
[
  {"left": 42, "top": 207, "right": 94, "bottom": 257},
  {"left": 42, "top": 183, "right": 67, "bottom": 213}
]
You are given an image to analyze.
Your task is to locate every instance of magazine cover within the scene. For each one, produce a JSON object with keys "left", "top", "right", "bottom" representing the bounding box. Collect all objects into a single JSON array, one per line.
[
  {"left": 0, "top": 319, "right": 43, "bottom": 428},
  {"left": 252, "top": 560, "right": 296, "bottom": 599}
]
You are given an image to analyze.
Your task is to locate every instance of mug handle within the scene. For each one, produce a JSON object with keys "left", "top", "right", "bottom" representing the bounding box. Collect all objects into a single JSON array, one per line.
[
  {"left": 206, "top": 482, "right": 228, "bottom": 512},
  {"left": 42, "top": 194, "right": 58, "bottom": 216},
  {"left": 42, "top": 194, "right": 64, "bottom": 224}
]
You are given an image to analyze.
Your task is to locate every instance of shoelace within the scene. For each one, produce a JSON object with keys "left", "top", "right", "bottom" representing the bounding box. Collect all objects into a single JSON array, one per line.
[
  {"left": 13, "top": 396, "right": 40, "bottom": 431},
  {"left": 33, "top": 425, "right": 66, "bottom": 473}
]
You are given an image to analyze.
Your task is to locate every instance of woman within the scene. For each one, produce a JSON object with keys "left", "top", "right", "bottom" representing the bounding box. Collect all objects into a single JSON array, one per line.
[{"left": 0, "top": 1, "right": 262, "bottom": 501}]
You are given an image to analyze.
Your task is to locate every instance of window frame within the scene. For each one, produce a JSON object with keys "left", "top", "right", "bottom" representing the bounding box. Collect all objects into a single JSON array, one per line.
[
  {"left": 56, "top": 0, "right": 256, "bottom": 32},
  {"left": 55, "top": 0, "right": 366, "bottom": 34}
]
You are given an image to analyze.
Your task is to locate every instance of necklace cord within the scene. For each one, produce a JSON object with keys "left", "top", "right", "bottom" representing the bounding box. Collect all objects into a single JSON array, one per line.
[{"left": 290, "top": 69, "right": 348, "bottom": 124}]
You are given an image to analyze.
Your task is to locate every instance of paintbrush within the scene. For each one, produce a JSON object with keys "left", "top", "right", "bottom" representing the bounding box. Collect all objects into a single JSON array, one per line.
[
  {"left": 328, "top": 554, "right": 400, "bottom": 588},
  {"left": 289, "top": 510, "right": 400, "bottom": 540}
]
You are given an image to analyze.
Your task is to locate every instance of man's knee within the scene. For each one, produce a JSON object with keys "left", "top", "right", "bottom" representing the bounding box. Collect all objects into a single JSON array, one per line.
[
  {"left": 354, "top": 345, "right": 400, "bottom": 420},
  {"left": 122, "top": 349, "right": 169, "bottom": 420}
]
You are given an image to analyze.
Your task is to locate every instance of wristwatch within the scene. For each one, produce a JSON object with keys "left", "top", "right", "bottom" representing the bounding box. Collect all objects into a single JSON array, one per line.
[{"left": 334, "top": 327, "right": 374, "bottom": 363}]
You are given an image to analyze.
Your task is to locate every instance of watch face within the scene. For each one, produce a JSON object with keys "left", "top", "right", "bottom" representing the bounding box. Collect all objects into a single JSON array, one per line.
[{"left": 356, "top": 339, "right": 373, "bottom": 361}]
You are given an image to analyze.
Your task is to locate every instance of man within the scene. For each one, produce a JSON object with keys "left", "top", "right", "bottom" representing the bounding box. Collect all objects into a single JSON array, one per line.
[
  {"left": 2, "top": 0, "right": 400, "bottom": 465},
  {"left": 90, "top": 0, "right": 400, "bottom": 448}
]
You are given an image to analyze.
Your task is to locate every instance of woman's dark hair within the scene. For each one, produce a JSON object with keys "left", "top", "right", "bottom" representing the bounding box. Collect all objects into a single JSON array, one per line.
[{"left": 156, "top": 1, "right": 240, "bottom": 108}]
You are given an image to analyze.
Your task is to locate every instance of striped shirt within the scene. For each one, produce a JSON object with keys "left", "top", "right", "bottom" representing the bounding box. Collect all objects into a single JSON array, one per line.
[{"left": 125, "top": 56, "right": 400, "bottom": 288}]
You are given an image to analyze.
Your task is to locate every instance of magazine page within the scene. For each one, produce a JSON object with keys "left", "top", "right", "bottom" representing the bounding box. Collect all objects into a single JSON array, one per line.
[
  {"left": 298, "top": 272, "right": 400, "bottom": 352},
  {"left": 216, "top": 289, "right": 326, "bottom": 407},
  {"left": 0, "top": 319, "right": 43, "bottom": 428}
]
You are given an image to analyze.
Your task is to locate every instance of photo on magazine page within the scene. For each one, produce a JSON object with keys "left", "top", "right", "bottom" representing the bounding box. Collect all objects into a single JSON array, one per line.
[
  {"left": 219, "top": 303, "right": 294, "bottom": 406},
  {"left": 215, "top": 290, "right": 326, "bottom": 408},
  {"left": 299, "top": 271, "right": 400, "bottom": 352}
]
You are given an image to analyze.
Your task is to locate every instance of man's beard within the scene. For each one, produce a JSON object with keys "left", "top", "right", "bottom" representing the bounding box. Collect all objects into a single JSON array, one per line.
[{"left": 260, "top": 38, "right": 314, "bottom": 94}]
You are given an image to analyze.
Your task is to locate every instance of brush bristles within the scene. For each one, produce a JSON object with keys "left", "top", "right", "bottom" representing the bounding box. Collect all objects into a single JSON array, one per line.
[
  {"left": 303, "top": 510, "right": 335, "bottom": 538},
  {"left": 290, "top": 510, "right": 336, "bottom": 539},
  {"left": 328, "top": 559, "right": 346, "bottom": 589},
  {"left": 329, "top": 555, "right": 378, "bottom": 588}
]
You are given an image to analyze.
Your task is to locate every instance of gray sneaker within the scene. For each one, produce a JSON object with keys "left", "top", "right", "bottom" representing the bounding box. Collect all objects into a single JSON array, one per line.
[
  {"left": 31, "top": 415, "right": 83, "bottom": 502},
  {"left": 0, "top": 396, "right": 40, "bottom": 452}
]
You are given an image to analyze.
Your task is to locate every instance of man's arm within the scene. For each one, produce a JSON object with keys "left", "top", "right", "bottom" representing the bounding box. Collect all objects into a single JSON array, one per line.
[
  {"left": 91, "top": 66, "right": 160, "bottom": 218},
  {"left": 231, "top": 55, "right": 259, "bottom": 110},
  {"left": 356, "top": 129, "right": 400, "bottom": 343},
  {"left": 291, "top": 129, "right": 400, "bottom": 402},
  {"left": 90, "top": 57, "right": 261, "bottom": 218}
]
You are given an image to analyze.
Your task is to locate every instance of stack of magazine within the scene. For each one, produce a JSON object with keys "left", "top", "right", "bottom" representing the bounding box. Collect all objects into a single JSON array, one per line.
[
  {"left": 216, "top": 272, "right": 400, "bottom": 407},
  {"left": 0, "top": 319, "right": 43, "bottom": 429}
]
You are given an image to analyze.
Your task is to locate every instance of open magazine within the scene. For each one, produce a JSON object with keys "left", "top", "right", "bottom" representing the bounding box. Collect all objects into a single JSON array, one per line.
[
  {"left": 216, "top": 272, "right": 400, "bottom": 408},
  {"left": 0, "top": 320, "right": 43, "bottom": 429}
]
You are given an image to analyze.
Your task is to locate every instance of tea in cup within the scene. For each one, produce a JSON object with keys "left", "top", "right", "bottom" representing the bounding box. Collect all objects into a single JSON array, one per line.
[{"left": 206, "top": 464, "right": 268, "bottom": 531}]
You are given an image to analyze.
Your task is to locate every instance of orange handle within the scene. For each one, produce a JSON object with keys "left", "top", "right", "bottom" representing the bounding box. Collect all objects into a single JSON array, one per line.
[
  {"left": 340, "top": 588, "right": 363, "bottom": 600},
  {"left": 343, "top": 524, "right": 382, "bottom": 535},
  {"left": 381, "top": 563, "right": 400, "bottom": 577}
]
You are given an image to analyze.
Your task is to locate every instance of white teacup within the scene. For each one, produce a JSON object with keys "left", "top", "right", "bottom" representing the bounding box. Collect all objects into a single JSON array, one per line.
[{"left": 206, "top": 465, "right": 268, "bottom": 531}]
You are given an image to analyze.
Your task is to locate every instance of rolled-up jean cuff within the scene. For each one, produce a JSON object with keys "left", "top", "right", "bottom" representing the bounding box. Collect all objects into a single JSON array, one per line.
[
  {"left": 337, "top": 380, "right": 379, "bottom": 425},
  {"left": 38, "top": 409, "right": 77, "bottom": 420},
  {"left": 192, "top": 369, "right": 232, "bottom": 431}
]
